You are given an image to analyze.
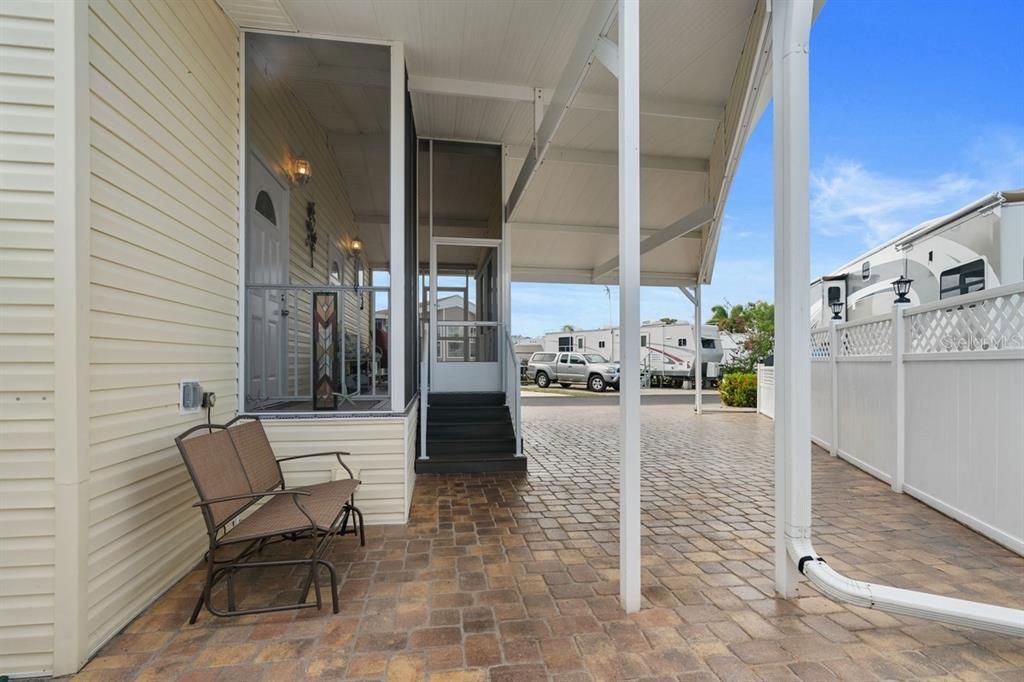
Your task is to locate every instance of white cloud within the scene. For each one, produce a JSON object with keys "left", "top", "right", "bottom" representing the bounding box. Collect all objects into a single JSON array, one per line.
[{"left": 811, "top": 160, "right": 980, "bottom": 245}]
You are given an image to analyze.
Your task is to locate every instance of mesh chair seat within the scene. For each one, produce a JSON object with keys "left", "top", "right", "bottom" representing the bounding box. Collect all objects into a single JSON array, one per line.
[{"left": 220, "top": 478, "right": 360, "bottom": 545}]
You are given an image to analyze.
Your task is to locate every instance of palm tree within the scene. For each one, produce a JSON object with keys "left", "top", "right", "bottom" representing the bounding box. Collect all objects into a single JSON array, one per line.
[
  {"left": 658, "top": 317, "right": 678, "bottom": 325},
  {"left": 710, "top": 303, "right": 749, "bottom": 333},
  {"left": 561, "top": 324, "right": 576, "bottom": 332}
]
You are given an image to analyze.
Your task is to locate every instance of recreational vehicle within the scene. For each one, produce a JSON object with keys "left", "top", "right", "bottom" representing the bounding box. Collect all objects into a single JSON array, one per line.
[
  {"left": 811, "top": 190, "right": 1024, "bottom": 326},
  {"left": 541, "top": 322, "right": 724, "bottom": 387}
]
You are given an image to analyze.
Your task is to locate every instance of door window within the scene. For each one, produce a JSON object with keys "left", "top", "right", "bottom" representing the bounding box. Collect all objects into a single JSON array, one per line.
[
  {"left": 255, "top": 190, "right": 277, "bottom": 224},
  {"left": 569, "top": 354, "right": 586, "bottom": 365},
  {"left": 558, "top": 353, "right": 570, "bottom": 364}
]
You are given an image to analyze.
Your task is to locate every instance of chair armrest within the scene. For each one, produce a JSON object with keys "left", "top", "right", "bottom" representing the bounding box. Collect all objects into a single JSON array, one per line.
[
  {"left": 277, "top": 451, "right": 355, "bottom": 479},
  {"left": 193, "top": 489, "right": 310, "bottom": 508}
]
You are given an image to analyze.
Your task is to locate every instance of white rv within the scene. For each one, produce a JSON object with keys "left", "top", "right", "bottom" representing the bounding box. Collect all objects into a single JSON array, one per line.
[
  {"left": 541, "top": 321, "right": 724, "bottom": 388},
  {"left": 811, "top": 190, "right": 1024, "bottom": 327}
]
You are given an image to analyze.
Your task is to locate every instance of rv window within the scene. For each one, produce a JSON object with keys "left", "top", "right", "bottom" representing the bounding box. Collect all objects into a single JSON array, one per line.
[
  {"left": 678, "top": 338, "right": 687, "bottom": 347},
  {"left": 558, "top": 336, "right": 572, "bottom": 352},
  {"left": 576, "top": 337, "right": 584, "bottom": 349},
  {"left": 701, "top": 338, "right": 716, "bottom": 349},
  {"left": 940, "top": 259, "right": 985, "bottom": 299},
  {"left": 861, "top": 261, "right": 871, "bottom": 280},
  {"left": 598, "top": 340, "right": 606, "bottom": 349},
  {"left": 827, "top": 285, "right": 841, "bottom": 303},
  {"left": 640, "top": 334, "right": 648, "bottom": 347}
]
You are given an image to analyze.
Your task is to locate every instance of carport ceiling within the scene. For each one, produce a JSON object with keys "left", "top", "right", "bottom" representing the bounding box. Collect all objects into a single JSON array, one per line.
[{"left": 221, "top": 0, "right": 771, "bottom": 287}]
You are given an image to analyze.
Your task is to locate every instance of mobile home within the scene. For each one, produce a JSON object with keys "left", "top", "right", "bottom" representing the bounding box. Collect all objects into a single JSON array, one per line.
[
  {"left": 811, "top": 190, "right": 1024, "bottom": 327},
  {"left": 542, "top": 321, "right": 724, "bottom": 386}
]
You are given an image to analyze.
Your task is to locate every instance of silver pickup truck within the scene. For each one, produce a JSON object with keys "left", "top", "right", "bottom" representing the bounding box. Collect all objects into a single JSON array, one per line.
[{"left": 527, "top": 351, "right": 620, "bottom": 392}]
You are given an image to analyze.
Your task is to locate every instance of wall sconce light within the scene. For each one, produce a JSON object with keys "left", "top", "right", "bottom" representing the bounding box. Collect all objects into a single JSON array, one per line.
[
  {"left": 350, "top": 237, "right": 365, "bottom": 310},
  {"left": 350, "top": 237, "right": 363, "bottom": 254},
  {"left": 892, "top": 275, "right": 913, "bottom": 304},
  {"left": 292, "top": 158, "right": 312, "bottom": 185},
  {"left": 829, "top": 299, "right": 845, "bottom": 320}
]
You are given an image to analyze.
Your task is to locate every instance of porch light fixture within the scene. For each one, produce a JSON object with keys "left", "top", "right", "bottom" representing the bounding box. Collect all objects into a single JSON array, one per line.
[
  {"left": 292, "top": 158, "right": 312, "bottom": 185},
  {"left": 829, "top": 299, "right": 844, "bottom": 320},
  {"left": 892, "top": 275, "right": 913, "bottom": 303},
  {"left": 350, "top": 237, "right": 363, "bottom": 254}
]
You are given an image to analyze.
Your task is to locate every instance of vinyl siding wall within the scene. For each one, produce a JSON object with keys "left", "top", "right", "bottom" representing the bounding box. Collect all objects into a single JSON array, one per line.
[
  {"left": 85, "top": 0, "right": 240, "bottom": 653},
  {"left": 0, "top": 1, "right": 57, "bottom": 674},
  {"left": 264, "top": 415, "right": 411, "bottom": 525}
]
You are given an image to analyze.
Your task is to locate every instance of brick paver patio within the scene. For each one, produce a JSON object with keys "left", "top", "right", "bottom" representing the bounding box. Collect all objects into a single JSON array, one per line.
[{"left": 73, "top": 405, "right": 1024, "bottom": 681}]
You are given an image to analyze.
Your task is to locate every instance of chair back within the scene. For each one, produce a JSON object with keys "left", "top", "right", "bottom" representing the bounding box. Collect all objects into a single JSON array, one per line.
[
  {"left": 227, "top": 419, "right": 284, "bottom": 493},
  {"left": 176, "top": 428, "right": 253, "bottom": 530}
]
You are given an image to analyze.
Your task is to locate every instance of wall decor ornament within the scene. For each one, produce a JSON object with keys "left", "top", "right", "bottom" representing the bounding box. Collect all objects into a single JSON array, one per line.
[
  {"left": 312, "top": 291, "right": 338, "bottom": 410},
  {"left": 305, "top": 201, "right": 318, "bottom": 267}
]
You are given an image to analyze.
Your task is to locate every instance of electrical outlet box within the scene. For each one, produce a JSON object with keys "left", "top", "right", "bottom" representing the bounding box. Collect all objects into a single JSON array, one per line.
[{"left": 179, "top": 379, "right": 203, "bottom": 415}]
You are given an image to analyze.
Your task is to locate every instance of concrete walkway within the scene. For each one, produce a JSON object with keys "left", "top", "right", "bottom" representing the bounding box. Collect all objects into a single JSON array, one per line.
[{"left": 73, "top": 406, "right": 1023, "bottom": 681}]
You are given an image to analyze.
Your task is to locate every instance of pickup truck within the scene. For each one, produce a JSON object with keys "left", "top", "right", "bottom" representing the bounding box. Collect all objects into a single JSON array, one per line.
[{"left": 526, "top": 351, "right": 620, "bottom": 392}]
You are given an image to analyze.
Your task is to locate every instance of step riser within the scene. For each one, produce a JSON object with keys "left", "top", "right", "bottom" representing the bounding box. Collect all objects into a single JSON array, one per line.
[
  {"left": 429, "top": 392, "right": 506, "bottom": 407},
  {"left": 427, "top": 443, "right": 517, "bottom": 458},
  {"left": 415, "top": 457, "right": 527, "bottom": 474},
  {"left": 427, "top": 407, "right": 510, "bottom": 422},
  {"left": 428, "top": 424, "right": 514, "bottom": 440}
]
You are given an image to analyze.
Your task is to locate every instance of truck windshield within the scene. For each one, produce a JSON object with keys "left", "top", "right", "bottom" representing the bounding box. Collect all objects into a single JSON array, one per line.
[{"left": 583, "top": 354, "right": 609, "bottom": 363}]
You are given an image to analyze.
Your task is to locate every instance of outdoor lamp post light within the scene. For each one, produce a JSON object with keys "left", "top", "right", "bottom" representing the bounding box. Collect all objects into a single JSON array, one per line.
[
  {"left": 892, "top": 275, "right": 912, "bottom": 303},
  {"left": 829, "top": 299, "right": 844, "bottom": 320}
]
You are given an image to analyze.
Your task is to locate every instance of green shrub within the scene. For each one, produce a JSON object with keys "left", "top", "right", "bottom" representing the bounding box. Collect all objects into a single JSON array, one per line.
[{"left": 719, "top": 372, "right": 758, "bottom": 407}]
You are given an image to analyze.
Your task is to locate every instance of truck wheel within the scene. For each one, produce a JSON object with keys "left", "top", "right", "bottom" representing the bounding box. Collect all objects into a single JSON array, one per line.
[
  {"left": 559, "top": 383, "right": 572, "bottom": 388},
  {"left": 535, "top": 372, "right": 550, "bottom": 388},
  {"left": 588, "top": 375, "right": 606, "bottom": 392}
]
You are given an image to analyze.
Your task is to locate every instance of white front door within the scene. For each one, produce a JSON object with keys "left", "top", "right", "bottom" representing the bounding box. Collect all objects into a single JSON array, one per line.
[{"left": 246, "top": 152, "right": 289, "bottom": 407}]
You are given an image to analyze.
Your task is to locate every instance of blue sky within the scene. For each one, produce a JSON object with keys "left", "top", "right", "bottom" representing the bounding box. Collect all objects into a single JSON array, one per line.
[{"left": 511, "top": 0, "right": 1024, "bottom": 337}]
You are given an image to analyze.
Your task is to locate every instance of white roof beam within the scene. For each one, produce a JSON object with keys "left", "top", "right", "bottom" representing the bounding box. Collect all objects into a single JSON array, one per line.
[
  {"left": 506, "top": 145, "right": 707, "bottom": 175},
  {"left": 511, "top": 266, "right": 697, "bottom": 287},
  {"left": 591, "top": 202, "right": 714, "bottom": 280},
  {"left": 511, "top": 221, "right": 700, "bottom": 239},
  {"left": 407, "top": 75, "right": 723, "bottom": 123},
  {"left": 505, "top": 0, "right": 619, "bottom": 222}
]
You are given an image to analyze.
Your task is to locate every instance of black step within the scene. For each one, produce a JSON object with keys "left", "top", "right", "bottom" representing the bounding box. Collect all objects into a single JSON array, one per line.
[
  {"left": 429, "top": 392, "right": 506, "bottom": 407},
  {"left": 427, "top": 405, "right": 510, "bottom": 422},
  {"left": 426, "top": 437, "right": 516, "bottom": 457},
  {"left": 427, "top": 421, "right": 515, "bottom": 440},
  {"left": 415, "top": 452, "right": 527, "bottom": 474}
]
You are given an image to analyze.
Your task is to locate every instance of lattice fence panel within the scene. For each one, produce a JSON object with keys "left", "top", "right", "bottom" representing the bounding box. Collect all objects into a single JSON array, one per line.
[
  {"left": 906, "top": 289, "right": 1024, "bottom": 353},
  {"left": 810, "top": 328, "right": 832, "bottom": 358},
  {"left": 837, "top": 318, "right": 893, "bottom": 357}
]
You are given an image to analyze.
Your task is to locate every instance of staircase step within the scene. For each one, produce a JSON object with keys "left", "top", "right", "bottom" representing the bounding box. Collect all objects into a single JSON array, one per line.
[
  {"left": 415, "top": 452, "right": 527, "bottom": 474},
  {"left": 427, "top": 406, "right": 510, "bottom": 422},
  {"left": 427, "top": 421, "right": 514, "bottom": 440},
  {"left": 429, "top": 392, "right": 506, "bottom": 407},
  {"left": 426, "top": 437, "right": 517, "bottom": 458}
]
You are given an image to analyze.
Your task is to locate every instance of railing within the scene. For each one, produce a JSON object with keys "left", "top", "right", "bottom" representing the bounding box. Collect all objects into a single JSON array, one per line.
[
  {"left": 243, "top": 284, "right": 390, "bottom": 413},
  {"left": 502, "top": 325, "right": 523, "bottom": 457},
  {"left": 434, "top": 320, "right": 500, "bottom": 362}
]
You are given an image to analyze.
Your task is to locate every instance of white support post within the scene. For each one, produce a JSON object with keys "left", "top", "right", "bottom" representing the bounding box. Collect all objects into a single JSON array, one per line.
[
  {"left": 892, "top": 304, "right": 906, "bottom": 492},
  {"left": 694, "top": 285, "right": 703, "bottom": 414},
  {"left": 389, "top": 42, "right": 406, "bottom": 413},
  {"left": 772, "top": 0, "right": 814, "bottom": 599},
  {"left": 829, "top": 320, "right": 839, "bottom": 457},
  {"left": 618, "top": 0, "right": 642, "bottom": 614},
  {"left": 52, "top": 0, "right": 90, "bottom": 673}
]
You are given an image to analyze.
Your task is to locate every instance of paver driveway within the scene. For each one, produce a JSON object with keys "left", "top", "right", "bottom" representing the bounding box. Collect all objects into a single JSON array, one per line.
[{"left": 73, "top": 405, "right": 1024, "bottom": 681}]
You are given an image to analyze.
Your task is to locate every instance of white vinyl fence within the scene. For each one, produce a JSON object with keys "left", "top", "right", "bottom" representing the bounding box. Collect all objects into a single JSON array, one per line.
[{"left": 760, "top": 283, "right": 1024, "bottom": 555}]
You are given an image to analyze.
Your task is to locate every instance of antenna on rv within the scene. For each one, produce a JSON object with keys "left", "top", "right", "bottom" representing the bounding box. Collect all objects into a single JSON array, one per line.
[{"left": 604, "top": 285, "right": 612, "bottom": 327}]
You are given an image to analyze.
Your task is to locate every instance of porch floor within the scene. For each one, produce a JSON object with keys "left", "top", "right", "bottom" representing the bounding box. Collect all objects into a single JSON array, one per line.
[{"left": 74, "top": 406, "right": 1024, "bottom": 681}]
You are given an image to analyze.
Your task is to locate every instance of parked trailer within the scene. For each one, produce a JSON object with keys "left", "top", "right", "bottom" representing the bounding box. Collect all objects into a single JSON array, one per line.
[
  {"left": 540, "top": 322, "right": 724, "bottom": 388},
  {"left": 811, "top": 190, "right": 1024, "bottom": 327}
]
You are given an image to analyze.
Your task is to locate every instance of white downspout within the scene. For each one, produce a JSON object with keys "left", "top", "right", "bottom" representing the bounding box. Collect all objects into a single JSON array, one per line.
[{"left": 772, "top": 0, "right": 1024, "bottom": 638}]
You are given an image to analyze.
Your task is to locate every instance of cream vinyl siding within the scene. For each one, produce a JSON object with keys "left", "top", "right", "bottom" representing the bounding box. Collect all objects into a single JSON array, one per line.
[
  {"left": 263, "top": 416, "right": 410, "bottom": 525},
  {"left": 245, "top": 48, "right": 371, "bottom": 400},
  {"left": 85, "top": 0, "right": 239, "bottom": 652},
  {"left": 0, "top": 1, "right": 57, "bottom": 674}
]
